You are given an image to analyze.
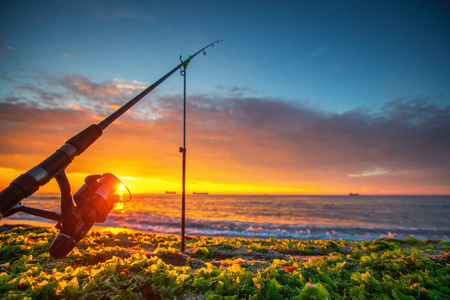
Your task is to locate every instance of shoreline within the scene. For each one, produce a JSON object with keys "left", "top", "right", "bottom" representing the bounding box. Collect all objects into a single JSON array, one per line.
[
  {"left": 0, "top": 219, "right": 148, "bottom": 235},
  {"left": 2, "top": 218, "right": 449, "bottom": 242}
]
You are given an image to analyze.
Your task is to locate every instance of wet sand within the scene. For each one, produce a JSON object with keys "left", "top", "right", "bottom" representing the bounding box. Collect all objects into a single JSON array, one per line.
[{"left": 0, "top": 219, "right": 147, "bottom": 234}]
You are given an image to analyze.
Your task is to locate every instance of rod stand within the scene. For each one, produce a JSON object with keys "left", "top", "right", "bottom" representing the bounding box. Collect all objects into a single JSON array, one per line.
[
  {"left": 180, "top": 63, "right": 187, "bottom": 252},
  {"left": 180, "top": 147, "right": 186, "bottom": 252},
  {"left": 2, "top": 204, "right": 61, "bottom": 222}
]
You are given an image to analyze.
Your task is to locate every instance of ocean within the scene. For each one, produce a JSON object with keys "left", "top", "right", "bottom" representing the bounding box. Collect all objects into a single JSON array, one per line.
[{"left": 3, "top": 194, "right": 450, "bottom": 241}]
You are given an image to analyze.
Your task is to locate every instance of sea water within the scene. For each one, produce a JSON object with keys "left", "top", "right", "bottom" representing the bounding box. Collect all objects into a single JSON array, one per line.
[{"left": 4, "top": 194, "right": 450, "bottom": 241}]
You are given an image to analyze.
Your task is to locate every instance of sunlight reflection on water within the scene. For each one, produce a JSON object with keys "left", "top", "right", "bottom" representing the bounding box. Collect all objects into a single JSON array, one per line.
[{"left": 5, "top": 194, "right": 450, "bottom": 241}]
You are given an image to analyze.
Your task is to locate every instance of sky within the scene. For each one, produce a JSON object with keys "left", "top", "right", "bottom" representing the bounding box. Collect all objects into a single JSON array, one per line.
[{"left": 0, "top": 0, "right": 449, "bottom": 195}]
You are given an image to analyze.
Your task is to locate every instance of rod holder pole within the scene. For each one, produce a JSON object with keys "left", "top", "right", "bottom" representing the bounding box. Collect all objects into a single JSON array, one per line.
[{"left": 181, "top": 68, "right": 187, "bottom": 252}]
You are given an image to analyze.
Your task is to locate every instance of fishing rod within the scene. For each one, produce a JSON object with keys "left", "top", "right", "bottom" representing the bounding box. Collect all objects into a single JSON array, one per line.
[{"left": 0, "top": 39, "right": 222, "bottom": 258}]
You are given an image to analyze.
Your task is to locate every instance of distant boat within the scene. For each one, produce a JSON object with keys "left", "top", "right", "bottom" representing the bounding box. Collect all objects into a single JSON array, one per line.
[
  {"left": 349, "top": 193, "right": 359, "bottom": 196},
  {"left": 193, "top": 192, "right": 209, "bottom": 195},
  {"left": 165, "top": 191, "right": 176, "bottom": 194}
]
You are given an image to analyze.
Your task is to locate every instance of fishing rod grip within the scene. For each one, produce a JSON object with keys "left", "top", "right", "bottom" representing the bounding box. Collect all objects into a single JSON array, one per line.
[
  {"left": 0, "top": 125, "right": 103, "bottom": 218},
  {"left": 0, "top": 184, "right": 30, "bottom": 219}
]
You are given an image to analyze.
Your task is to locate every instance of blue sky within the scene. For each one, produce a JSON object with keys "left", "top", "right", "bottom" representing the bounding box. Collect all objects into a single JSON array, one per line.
[
  {"left": 1, "top": 0, "right": 449, "bottom": 194},
  {"left": 2, "top": 0, "right": 448, "bottom": 111}
]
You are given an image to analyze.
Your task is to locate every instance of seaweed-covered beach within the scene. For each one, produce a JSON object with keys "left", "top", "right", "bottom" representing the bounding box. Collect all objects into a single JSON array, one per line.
[{"left": 1, "top": 224, "right": 449, "bottom": 299}]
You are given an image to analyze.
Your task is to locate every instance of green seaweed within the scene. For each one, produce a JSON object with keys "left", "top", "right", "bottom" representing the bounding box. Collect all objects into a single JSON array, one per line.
[{"left": 0, "top": 225, "right": 449, "bottom": 299}]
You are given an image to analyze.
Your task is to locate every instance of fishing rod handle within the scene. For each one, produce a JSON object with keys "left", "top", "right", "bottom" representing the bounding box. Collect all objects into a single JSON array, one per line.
[
  {"left": 0, "top": 125, "right": 103, "bottom": 218},
  {"left": 0, "top": 183, "right": 29, "bottom": 218}
]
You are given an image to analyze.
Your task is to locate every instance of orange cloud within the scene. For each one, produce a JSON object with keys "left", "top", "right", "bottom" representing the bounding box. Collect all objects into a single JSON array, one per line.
[
  {"left": 115, "top": 84, "right": 146, "bottom": 90},
  {"left": 1, "top": 79, "right": 449, "bottom": 196},
  {"left": 66, "top": 103, "right": 90, "bottom": 112},
  {"left": 113, "top": 78, "right": 147, "bottom": 92},
  {"left": 109, "top": 104, "right": 122, "bottom": 110},
  {"left": 65, "top": 80, "right": 119, "bottom": 97}
]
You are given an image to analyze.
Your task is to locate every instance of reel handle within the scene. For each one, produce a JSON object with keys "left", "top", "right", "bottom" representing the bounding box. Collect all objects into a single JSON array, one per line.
[{"left": 49, "top": 173, "right": 121, "bottom": 258}]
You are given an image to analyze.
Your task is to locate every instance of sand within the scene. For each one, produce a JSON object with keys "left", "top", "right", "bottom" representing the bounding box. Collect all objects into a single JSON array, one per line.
[{"left": 0, "top": 218, "right": 146, "bottom": 234}]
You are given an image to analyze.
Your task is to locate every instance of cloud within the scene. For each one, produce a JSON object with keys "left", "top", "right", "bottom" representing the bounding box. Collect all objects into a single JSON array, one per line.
[
  {"left": 113, "top": 78, "right": 148, "bottom": 93},
  {"left": 215, "top": 85, "right": 257, "bottom": 96},
  {"left": 290, "top": 46, "right": 328, "bottom": 65},
  {"left": 0, "top": 45, "right": 16, "bottom": 61},
  {"left": 2, "top": 72, "right": 153, "bottom": 117},
  {"left": 1, "top": 71, "right": 449, "bottom": 194},
  {"left": 0, "top": 45, "right": 14, "bottom": 53},
  {"left": 59, "top": 74, "right": 120, "bottom": 98},
  {"left": 65, "top": 103, "right": 90, "bottom": 112},
  {"left": 113, "top": 78, "right": 147, "bottom": 86},
  {"left": 184, "top": 95, "right": 449, "bottom": 193},
  {"left": 348, "top": 167, "right": 389, "bottom": 177}
]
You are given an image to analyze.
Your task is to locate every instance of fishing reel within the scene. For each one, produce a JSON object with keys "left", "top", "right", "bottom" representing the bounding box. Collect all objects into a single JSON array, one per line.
[
  {"left": 3, "top": 172, "right": 130, "bottom": 258},
  {"left": 50, "top": 173, "right": 128, "bottom": 258}
]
